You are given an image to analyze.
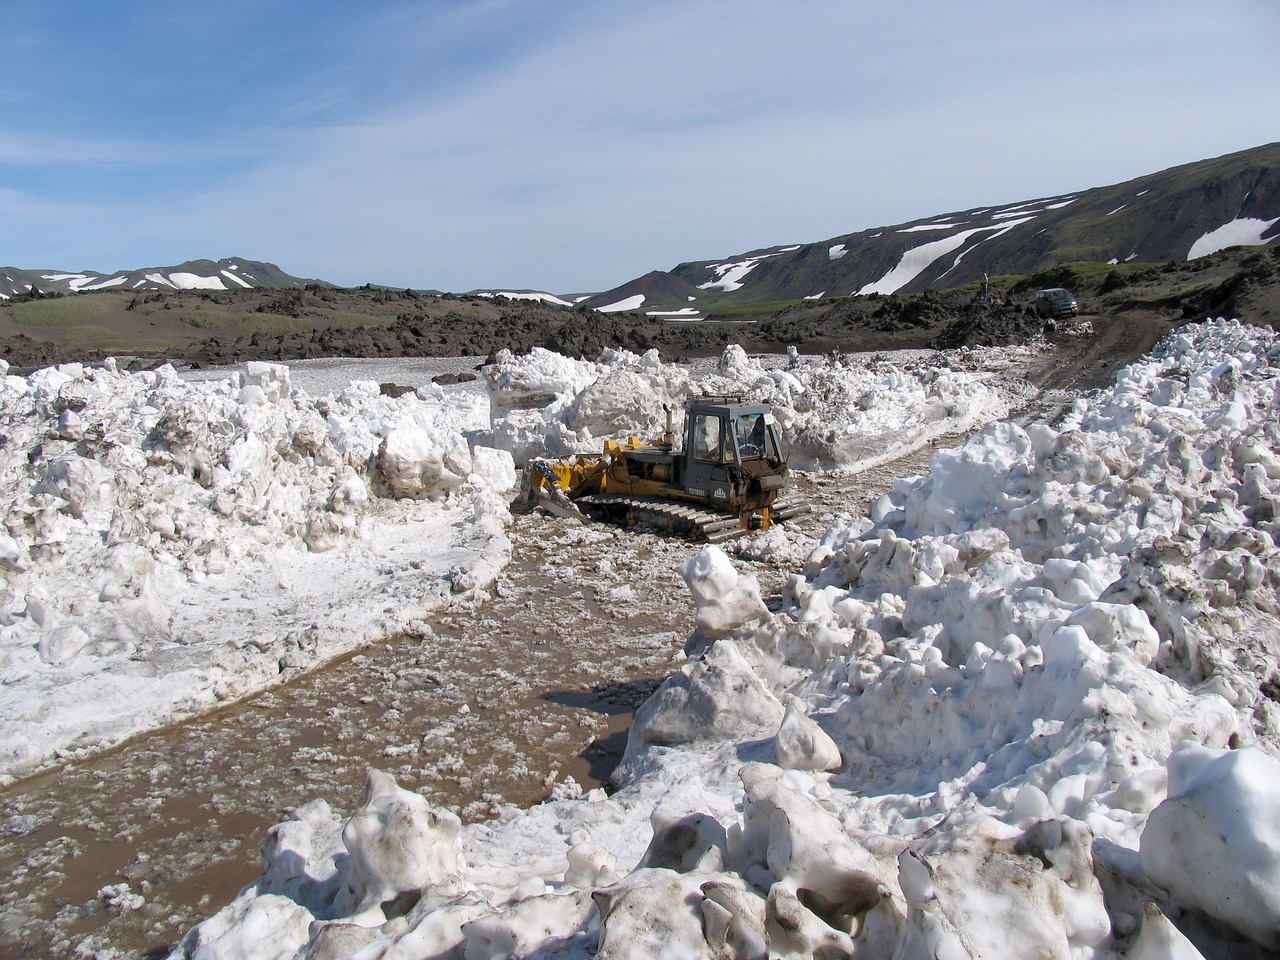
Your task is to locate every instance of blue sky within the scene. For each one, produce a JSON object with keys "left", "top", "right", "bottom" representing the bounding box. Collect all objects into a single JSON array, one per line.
[{"left": 1, "top": 0, "right": 1277, "bottom": 292}]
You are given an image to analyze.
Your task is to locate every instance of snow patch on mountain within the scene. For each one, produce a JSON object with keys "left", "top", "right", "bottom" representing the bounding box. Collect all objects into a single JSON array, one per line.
[
  {"left": 857, "top": 217, "right": 1035, "bottom": 296},
  {"left": 1188, "top": 215, "right": 1280, "bottom": 259},
  {"left": 477, "top": 290, "right": 577, "bottom": 307},
  {"left": 646, "top": 307, "right": 701, "bottom": 319},
  {"left": 597, "top": 293, "right": 645, "bottom": 313},
  {"left": 698, "top": 250, "right": 789, "bottom": 292}
]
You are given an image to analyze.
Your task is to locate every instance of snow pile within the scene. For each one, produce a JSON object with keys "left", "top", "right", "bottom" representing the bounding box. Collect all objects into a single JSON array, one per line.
[
  {"left": 485, "top": 346, "right": 694, "bottom": 464},
  {"left": 174, "top": 319, "right": 1280, "bottom": 958},
  {"left": 485, "top": 342, "right": 1033, "bottom": 472},
  {"left": 0, "top": 359, "right": 514, "bottom": 782}
]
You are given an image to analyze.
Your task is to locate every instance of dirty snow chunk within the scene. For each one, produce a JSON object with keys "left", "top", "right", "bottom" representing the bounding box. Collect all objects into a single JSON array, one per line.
[
  {"left": 1126, "top": 902, "right": 1207, "bottom": 960},
  {"left": 98, "top": 882, "right": 145, "bottom": 912},
  {"left": 327, "top": 474, "right": 367, "bottom": 515},
  {"left": 303, "top": 475, "right": 369, "bottom": 552},
  {"left": 469, "top": 445, "right": 517, "bottom": 494},
  {"left": 717, "top": 343, "right": 754, "bottom": 380},
  {"left": 618, "top": 640, "right": 785, "bottom": 777},
  {"left": 774, "top": 700, "right": 842, "bottom": 771},
  {"left": 378, "top": 427, "right": 472, "bottom": 499},
  {"left": 564, "top": 840, "right": 617, "bottom": 888},
  {"left": 680, "top": 546, "right": 768, "bottom": 637},
  {"left": 463, "top": 888, "right": 597, "bottom": 958},
  {"left": 1062, "top": 601, "right": 1160, "bottom": 665},
  {"left": 566, "top": 368, "right": 680, "bottom": 439},
  {"left": 338, "top": 770, "right": 462, "bottom": 919},
  {"left": 0, "top": 534, "right": 24, "bottom": 572},
  {"left": 593, "top": 868, "right": 731, "bottom": 957},
  {"left": 897, "top": 817, "right": 1110, "bottom": 960},
  {"left": 1140, "top": 744, "right": 1280, "bottom": 950},
  {"left": 486, "top": 346, "right": 605, "bottom": 414},
  {"left": 604, "top": 585, "right": 636, "bottom": 603},
  {"left": 39, "top": 455, "right": 112, "bottom": 519},
  {"left": 243, "top": 361, "right": 291, "bottom": 401},
  {"left": 739, "top": 763, "right": 888, "bottom": 924},
  {"left": 38, "top": 625, "right": 92, "bottom": 666},
  {"left": 175, "top": 894, "right": 314, "bottom": 960}
]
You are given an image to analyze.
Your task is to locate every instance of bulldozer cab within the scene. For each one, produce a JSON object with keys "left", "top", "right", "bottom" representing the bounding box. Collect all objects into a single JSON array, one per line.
[{"left": 682, "top": 399, "right": 785, "bottom": 511}]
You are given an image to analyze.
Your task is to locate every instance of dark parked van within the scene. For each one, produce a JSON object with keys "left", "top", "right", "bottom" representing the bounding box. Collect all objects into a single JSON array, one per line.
[{"left": 1031, "top": 288, "right": 1079, "bottom": 318}]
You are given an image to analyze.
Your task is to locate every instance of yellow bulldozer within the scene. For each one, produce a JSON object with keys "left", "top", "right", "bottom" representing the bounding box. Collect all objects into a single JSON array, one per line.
[{"left": 519, "top": 397, "right": 806, "bottom": 542}]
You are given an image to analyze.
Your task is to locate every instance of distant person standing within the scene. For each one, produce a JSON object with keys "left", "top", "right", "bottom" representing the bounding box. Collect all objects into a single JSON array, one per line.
[{"left": 980, "top": 272, "right": 990, "bottom": 301}]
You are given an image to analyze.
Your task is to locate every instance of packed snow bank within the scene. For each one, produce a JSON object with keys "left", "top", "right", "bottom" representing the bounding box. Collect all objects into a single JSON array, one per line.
[
  {"left": 0, "top": 360, "right": 514, "bottom": 783},
  {"left": 173, "top": 319, "right": 1280, "bottom": 957},
  {"left": 485, "top": 342, "right": 1037, "bottom": 472}
]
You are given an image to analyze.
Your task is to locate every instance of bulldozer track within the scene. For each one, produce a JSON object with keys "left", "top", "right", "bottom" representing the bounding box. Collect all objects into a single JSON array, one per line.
[
  {"left": 575, "top": 493, "right": 809, "bottom": 543},
  {"left": 577, "top": 494, "right": 738, "bottom": 541}
]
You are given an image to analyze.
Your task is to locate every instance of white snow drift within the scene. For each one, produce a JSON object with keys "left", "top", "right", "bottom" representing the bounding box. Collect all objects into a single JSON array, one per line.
[
  {"left": 170, "top": 319, "right": 1280, "bottom": 959},
  {"left": 0, "top": 360, "right": 515, "bottom": 782},
  {"left": 483, "top": 342, "right": 1035, "bottom": 473}
]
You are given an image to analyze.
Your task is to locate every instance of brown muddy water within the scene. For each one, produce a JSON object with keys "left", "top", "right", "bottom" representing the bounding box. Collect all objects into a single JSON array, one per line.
[{"left": 0, "top": 461, "right": 924, "bottom": 960}]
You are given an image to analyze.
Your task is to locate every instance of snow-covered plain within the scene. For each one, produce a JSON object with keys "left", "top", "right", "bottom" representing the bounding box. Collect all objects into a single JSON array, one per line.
[{"left": 158, "top": 320, "right": 1280, "bottom": 959}]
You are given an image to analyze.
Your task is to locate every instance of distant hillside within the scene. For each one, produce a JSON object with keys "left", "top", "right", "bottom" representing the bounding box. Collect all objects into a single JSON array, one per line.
[
  {"left": 3, "top": 144, "right": 1279, "bottom": 370},
  {"left": 583, "top": 142, "right": 1280, "bottom": 315},
  {"left": 3, "top": 241, "right": 1277, "bottom": 372},
  {"left": 0, "top": 258, "right": 321, "bottom": 299}
]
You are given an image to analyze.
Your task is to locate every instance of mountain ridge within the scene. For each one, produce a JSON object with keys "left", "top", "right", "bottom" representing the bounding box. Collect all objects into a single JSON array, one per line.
[
  {"left": 583, "top": 142, "right": 1280, "bottom": 314},
  {"left": 0, "top": 257, "right": 324, "bottom": 300}
]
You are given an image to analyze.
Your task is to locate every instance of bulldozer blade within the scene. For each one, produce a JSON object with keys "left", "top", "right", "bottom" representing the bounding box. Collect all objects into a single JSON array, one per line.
[{"left": 532, "top": 487, "right": 589, "bottom": 522}]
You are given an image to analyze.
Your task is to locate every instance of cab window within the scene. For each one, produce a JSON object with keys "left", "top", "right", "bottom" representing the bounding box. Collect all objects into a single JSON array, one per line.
[
  {"left": 691, "top": 414, "right": 723, "bottom": 461},
  {"left": 734, "top": 413, "right": 770, "bottom": 459}
]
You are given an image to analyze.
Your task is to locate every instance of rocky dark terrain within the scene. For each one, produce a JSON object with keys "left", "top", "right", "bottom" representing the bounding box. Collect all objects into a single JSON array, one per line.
[{"left": 1, "top": 245, "right": 1275, "bottom": 372}]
